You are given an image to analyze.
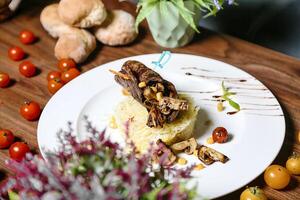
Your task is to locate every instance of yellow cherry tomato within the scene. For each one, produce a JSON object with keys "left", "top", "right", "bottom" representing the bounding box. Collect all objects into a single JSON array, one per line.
[
  {"left": 264, "top": 165, "right": 290, "bottom": 190},
  {"left": 286, "top": 153, "right": 300, "bottom": 175},
  {"left": 240, "top": 187, "right": 268, "bottom": 200}
]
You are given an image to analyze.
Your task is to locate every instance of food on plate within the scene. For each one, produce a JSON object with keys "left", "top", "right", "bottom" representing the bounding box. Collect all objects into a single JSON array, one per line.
[
  {"left": 0, "top": 129, "right": 14, "bottom": 149},
  {"left": 264, "top": 165, "right": 290, "bottom": 190},
  {"left": 152, "top": 139, "right": 176, "bottom": 166},
  {"left": 212, "top": 127, "right": 228, "bottom": 143},
  {"left": 198, "top": 145, "right": 229, "bottom": 165},
  {"left": 54, "top": 29, "right": 96, "bottom": 63},
  {"left": 109, "top": 116, "right": 118, "bottom": 129},
  {"left": 8, "top": 46, "right": 25, "bottom": 61},
  {"left": 9, "top": 142, "right": 30, "bottom": 161},
  {"left": 177, "top": 157, "right": 188, "bottom": 165},
  {"left": 217, "top": 101, "right": 224, "bottom": 112},
  {"left": 40, "top": 4, "right": 76, "bottom": 38},
  {"left": 194, "top": 163, "right": 205, "bottom": 171},
  {"left": 58, "top": 58, "right": 77, "bottom": 71},
  {"left": 47, "top": 71, "right": 61, "bottom": 81},
  {"left": 19, "top": 30, "right": 36, "bottom": 44},
  {"left": 20, "top": 101, "right": 41, "bottom": 121},
  {"left": 112, "top": 60, "right": 189, "bottom": 128},
  {"left": 170, "top": 137, "right": 197, "bottom": 155},
  {"left": 19, "top": 61, "right": 37, "bottom": 77},
  {"left": 94, "top": 10, "right": 137, "bottom": 46},
  {"left": 286, "top": 152, "right": 300, "bottom": 175},
  {"left": 58, "top": 0, "right": 107, "bottom": 28},
  {"left": 112, "top": 60, "right": 230, "bottom": 166},
  {"left": 0, "top": 72, "right": 10, "bottom": 88},
  {"left": 114, "top": 95, "right": 198, "bottom": 153},
  {"left": 61, "top": 68, "right": 80, "bottom": 83},
  {"left": 240, "top": 186, "right": 267, "bottom": 200},
  {"left": 48, "top": 79, "right": 63, "bottom": 94},
  {"left": 206, "top": 136, "right": 215, "bottom": 144}
]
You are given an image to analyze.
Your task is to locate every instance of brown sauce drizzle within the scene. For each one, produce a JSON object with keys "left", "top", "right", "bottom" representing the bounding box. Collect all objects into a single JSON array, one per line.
[
  {"left": 185, "top": 72, "right": 248, "bottom": 82},
  {"left": 227, "top": 111, "right": 239, "bottom": 115}
]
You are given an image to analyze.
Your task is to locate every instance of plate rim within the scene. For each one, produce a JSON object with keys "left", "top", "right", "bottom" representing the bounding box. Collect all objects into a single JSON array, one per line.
[{"left": 37, "top": 53, "right": 286, "bottom": 199}]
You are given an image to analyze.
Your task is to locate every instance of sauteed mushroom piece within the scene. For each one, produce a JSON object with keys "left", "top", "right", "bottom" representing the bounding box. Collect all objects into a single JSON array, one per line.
[
  {"left": 170, "top": 138, "right": 197, "bottom": 155},
  {"left": 152, "top": 139, "right": 176, "bottom": 166},
  {"left": 198, "top": 145, "right": 229, "bottom": 165}
]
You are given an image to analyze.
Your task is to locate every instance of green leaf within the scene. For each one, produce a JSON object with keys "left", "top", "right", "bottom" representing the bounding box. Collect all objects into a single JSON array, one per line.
[
  {"left": 222, "top": 81, "right": 240, "bottom": 111},
  {"left": 159, "top": 1, "right": 168, "bottom": 17},
  {"left": 135, "top": 1, "right": 158, "bottom": 32},
  {"left": 8, "top": 190, "right": 19, "bottom": 200},
  {"left": 141, "top": 183, "right": 166, "bottom": 200},
  {"left": 171, "top": 0, "right": 200, "bottom": 33},
  {"left": 221, "top": 81, "right": 227, "bottom": 93},
  {"left": 223, "top": 96, "right": 240, "bottom": 111}
]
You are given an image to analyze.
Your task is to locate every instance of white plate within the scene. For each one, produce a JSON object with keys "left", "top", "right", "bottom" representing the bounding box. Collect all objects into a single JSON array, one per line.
[{"left": 37, "top": 54, "right": 285, "bottom": 199}]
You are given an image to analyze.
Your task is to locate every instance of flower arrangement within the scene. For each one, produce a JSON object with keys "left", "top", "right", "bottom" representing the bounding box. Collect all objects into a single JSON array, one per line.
[{"left": 1, "top": 117, "right": 196, "bottom": 200}]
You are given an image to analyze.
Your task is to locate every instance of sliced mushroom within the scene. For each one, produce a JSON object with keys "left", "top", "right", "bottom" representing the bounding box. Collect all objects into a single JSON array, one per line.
[
  {"left": 170, "top": 138, "right": 197, "bottom": 155},
  {"left": 152, "top": 139, "right": 176, "bottom": 166},
  {"left": 198, "top": 145, "right": 229, "bottom": 165}
]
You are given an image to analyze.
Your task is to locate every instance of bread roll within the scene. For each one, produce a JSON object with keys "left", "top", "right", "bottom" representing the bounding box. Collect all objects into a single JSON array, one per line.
[
  {"left": 40, "top": 4, "right": 76, "bottom": 38},
  {"left": 58, "top": 0, "right": 107, "bottom": 28},
  {"left": 54, "top": 29, "right": 96, "bottom": 63},
  {"left": 94, "top": 10, "right": 137, "bottom": 46}
]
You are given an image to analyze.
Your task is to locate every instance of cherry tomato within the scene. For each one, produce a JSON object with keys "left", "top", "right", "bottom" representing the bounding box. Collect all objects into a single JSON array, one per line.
[
  {"left": 19, "top": 30, "right": 36, "bottom": 44},
  {"left": 286, "top": 153, "right": 300, "bottom": 175},
  {"left": 20, "top": 101, "right": 41, "bottom": 121},
  {"left": 9, "top": 142, "right": 30, "bottom": 161},
  {"left": 264, "top": 165, "right": 290, "bottom": 190},
  {"left": 8, "top": 46, "right": 25, "bottom": 61},
  {"left": 0, "top": 72, "right": 10, "bottom": 88},
  {"left": 48, "top": 79, "right": 63, "bottom": 94},
  {"left": 19, "top": 61, "right": 36, "bottom": 77},
  {"left": 61, "top": 68, "right": 80, "bottom": 83},
  {"left": 240, "top": 187, "right": 267, "bottom": 200},
  {"left": 0, "top": 129, "right": 14, "bottom": 149},
  {"left": 58, "top": 59, "right": 77, "bottom": 72},
  {"left": 212, "top": 127, "right": 228, "bottom": 143},
  {"left": 47, "top": 71, "right": 61, "bottom": 81}
]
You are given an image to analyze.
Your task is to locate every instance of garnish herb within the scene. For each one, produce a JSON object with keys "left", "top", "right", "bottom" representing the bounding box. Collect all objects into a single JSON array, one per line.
[{"left": 221, "top": 81, "right": 240, "bottom": 111}]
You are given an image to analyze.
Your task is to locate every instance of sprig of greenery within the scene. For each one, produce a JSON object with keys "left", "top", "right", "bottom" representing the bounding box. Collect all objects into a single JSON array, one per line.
[
  {"left": 135, "top": 0, "right": 236, "bottom": 32},
  {"left": 221, "top": 81, "right": 240, "bottom": 111}
]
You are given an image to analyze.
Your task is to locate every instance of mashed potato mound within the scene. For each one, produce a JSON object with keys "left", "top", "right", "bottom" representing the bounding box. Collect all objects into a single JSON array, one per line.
[{"left": 114, "top": 95, "right": 199, "bottom": 153}]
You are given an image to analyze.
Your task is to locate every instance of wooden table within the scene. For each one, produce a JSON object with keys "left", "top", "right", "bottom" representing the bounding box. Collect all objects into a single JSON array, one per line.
[{"left": 0, "top": 0, "right": 299, "bottom": 199}]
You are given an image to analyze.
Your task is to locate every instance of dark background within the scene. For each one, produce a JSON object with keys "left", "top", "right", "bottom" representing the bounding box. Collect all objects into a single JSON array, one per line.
[{"left": 201, "top": 0, "right": 300, "bottom": 59}]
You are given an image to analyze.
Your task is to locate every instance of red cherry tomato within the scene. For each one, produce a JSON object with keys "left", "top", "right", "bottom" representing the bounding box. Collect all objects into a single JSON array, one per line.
[
  {"left": 61, "top": 68, "right": 80, "bottom": 83},
  {"left": 47, "top": 71, "right": 61, "bottom": 81},
  {"left": 212, "top": 127, "right": 228, "bottom": 143},
  {"left": 9, "top": 142, "right": 30, "bottom": 161},
  {"left": 48, "top": 79, "right": 63, "bottom": 94},
  {"left": 58, "top": 59, "right": 77, "bottom": 72},
  {"left": 19, "top": 61, "right": 36, "bottom": 77},
  {"left": 8, "top": 46, "right": 25, "bottom": 61},
  {"left": 0, "top": 72, "right": 10, "bottom": 88},
  {"left": 20, "top": 101, "right": 41, "bottom": 121},
  {"left": 19, "top": 30, "right": 36, "bottom": 44},
  {"left": 0, "top": 129, "right": 14, "bottom": 149}
]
